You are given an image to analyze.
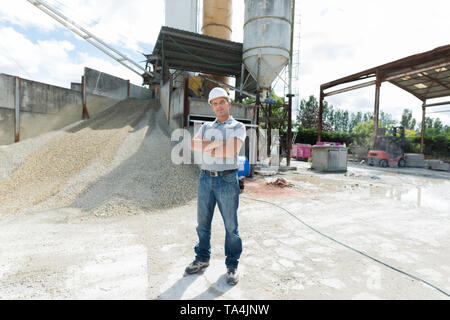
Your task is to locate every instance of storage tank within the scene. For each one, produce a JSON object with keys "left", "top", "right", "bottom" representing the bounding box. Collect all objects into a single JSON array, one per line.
[
  {"left": 243, "top": 0, "right": 293, "bottom": 94},
  {"left": 201, "top": 0, "right": 233, "bottom": 87},
  {"left": 202, "top": 0, "right": 232, "bottom": 40}
]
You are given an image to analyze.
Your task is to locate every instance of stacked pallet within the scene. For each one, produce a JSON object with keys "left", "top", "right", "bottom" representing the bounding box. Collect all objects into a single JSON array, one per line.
[
  {"left": 404, "top": 153, "right": 427, "bottom": 168},
  {"left": 427, "top": 159, "right": 450, "bottom": 171},
  {"left": 349, "top": 146, "right": 369, "bottom": 162}
]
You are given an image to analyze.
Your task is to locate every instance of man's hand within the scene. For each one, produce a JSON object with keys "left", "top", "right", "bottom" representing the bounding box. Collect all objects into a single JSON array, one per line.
[
  {"left": 205, "top": 148, "right": 216, "bottom": 157},
  {"left": 208, "top": 138, "right": 243, "bottom": 159},
  {"left": 191, "top": 137, "right": 214, "bottom": 153},
  {"left": 191, "top": 137, "right": 243, "bottom": 159},
  {"left": 203, "top": 140, "right": 224, "bottom": 152}
]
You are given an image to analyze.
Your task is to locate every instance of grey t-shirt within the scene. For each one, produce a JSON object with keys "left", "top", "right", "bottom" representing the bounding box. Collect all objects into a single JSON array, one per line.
[{"left": 194, "top": 116, "right": 246, "bottom": 171}]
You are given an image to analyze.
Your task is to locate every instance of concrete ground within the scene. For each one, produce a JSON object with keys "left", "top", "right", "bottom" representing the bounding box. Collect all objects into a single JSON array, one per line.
[{"left": 0, "top": 161, "right": 449, "bottom": 300}]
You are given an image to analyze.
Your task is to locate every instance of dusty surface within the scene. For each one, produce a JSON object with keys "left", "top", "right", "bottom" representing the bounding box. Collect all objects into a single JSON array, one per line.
[
  {"left": 0, "top": 100, "right": 449, "bottom": 300},
  {"left": 1, "top": 162, "right": 449, "bottom": 299}
]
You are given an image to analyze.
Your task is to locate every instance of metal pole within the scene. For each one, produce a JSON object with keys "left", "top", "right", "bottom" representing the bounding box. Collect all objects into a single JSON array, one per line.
[
  {"left": 14, "top": 76, "right": 20, "bottom": 143},
  {"left": 267, "top": 102, "right": 272, "bottom": 157},
  {"left": 287, "top": 94, "right": 293, "bottom": 167},
  {"left": 372, "top": 71, "right": 381, "bottom": 149},
  {"left": 250, "top": 91, "right": 261, "bottom": 177},
  {"left": 288, "top": 0, "right": 295, "bottom": 96},
  {"left": 317, "top": 88, "right": 324, "bottom": 142},
  {"left": 420, "top": 101, "right": 426, "bottom": 154},
  {"left": 183, "top": 77, "right": 190, "bottom": 128},
  {"left": 287, "top": 0, "right": 295, "bottom": 167},
  {"left": 239, "top": 63, "right": 245, "bottom": 102}
]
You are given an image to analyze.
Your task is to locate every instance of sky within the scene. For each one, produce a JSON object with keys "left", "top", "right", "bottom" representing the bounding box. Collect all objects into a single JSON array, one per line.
[{"left": 0, "top": 0, "right": 449, "bottom": 126}]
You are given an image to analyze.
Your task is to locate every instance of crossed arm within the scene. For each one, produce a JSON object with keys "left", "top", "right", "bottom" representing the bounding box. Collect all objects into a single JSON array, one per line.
[{"left": 190, "top": 136, "right": 243, "bottom": 159}]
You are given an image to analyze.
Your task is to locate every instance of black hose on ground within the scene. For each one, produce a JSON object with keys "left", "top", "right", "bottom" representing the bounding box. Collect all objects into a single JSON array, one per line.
[{"left": 240, "top": 195, "right": 450, "bottom": 298}]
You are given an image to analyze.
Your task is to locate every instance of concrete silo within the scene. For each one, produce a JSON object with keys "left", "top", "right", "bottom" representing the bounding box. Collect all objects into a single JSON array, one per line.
[{"left": 243, "top": 0, "right": 293, "bottom": 96}]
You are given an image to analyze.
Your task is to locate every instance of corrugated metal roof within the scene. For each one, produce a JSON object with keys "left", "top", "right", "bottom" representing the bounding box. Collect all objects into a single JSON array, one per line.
[
  {"left": 151, "top": 26, "right": 243, "bottom": 77},
  {"left": 322, "top": 44, "right": 450, "bottom": 102},
  {"left": 386, "top": 57, "right": 450, "bottom": 101}
]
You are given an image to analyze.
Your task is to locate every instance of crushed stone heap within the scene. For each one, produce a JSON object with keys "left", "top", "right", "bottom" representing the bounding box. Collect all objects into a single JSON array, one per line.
[{"left": 0, "top": 98, "right": 199, "bottom": 215}]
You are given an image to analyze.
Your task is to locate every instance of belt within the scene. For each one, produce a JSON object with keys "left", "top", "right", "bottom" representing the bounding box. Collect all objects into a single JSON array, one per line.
[{"left": 202, "top": 169, "right": 237, "bottom": 177}]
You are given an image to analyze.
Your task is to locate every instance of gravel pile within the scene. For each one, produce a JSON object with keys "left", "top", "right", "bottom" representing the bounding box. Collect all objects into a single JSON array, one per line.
[{"left": 0, "top": 98, "right": 199, "bottom": 215}]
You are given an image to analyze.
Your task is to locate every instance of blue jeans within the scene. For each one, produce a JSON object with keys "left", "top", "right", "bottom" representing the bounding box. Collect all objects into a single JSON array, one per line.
[{"left": 194, "top": 170, "right": 242, "bottom": 269}]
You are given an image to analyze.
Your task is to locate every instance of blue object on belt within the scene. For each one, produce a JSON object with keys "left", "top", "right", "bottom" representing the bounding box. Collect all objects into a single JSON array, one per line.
[{"left": 238, "top": 156, "right": 250, "bottom": 177}]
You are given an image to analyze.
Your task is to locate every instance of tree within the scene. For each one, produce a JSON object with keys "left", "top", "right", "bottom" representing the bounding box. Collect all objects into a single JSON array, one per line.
[
  {"left": 400, "top": 109, "right": 416, "bottom": 130},
  {"left": 425, "top": 117, "right": 434, "bottom": 130},
  {"left": 295, "top": 95, "right": 332, "bottom": 130},
  {"left": 379, "top": 111, "right": 397, "bottom": 131},
  {"left": 352, "top": 120, "right": 373, "bottom": 146},
  {"left": 433, "top": 118, "right": 443, "bottom": 134}
]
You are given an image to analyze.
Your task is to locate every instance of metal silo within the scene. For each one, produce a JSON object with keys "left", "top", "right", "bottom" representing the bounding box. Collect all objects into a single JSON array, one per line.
[
  {"left": 202, "top": 0, "right": 233, "bottom": 87},
  {"left": 243, "top": 0, "right": 293, "bottom": 95}
]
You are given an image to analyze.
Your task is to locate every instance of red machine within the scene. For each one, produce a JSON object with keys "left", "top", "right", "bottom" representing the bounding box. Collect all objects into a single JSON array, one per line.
[
  {"left": 368, "top": 150, "right": 405, "bottom": 167},
  {"left": 367, "top": 126, "right": 406, "bottom": 168}
]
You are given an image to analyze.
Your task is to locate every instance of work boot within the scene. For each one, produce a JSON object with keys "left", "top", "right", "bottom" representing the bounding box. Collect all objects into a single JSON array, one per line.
[
  {"left": 185, "top": 260, "right": 209, "bottom": 274},
  {"left": 226, "top": 268, "right": 239, "bottom": 285}
]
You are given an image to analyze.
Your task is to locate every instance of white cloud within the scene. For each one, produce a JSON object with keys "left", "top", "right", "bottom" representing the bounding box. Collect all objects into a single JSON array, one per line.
[
  {"left": 0, "top": 0, "right": 58, "bottom": 31},
  {"left": 296, "top": 0, "right": 450, "bottom": 124},
  {"left": 0, "top": 0, "right": 448, "bottom": 124},
  {"left": 0, "top": 26, "right": 141, "bottom": 88},
  {"left": 40, "top": 0, "right": 164, "bottom": 52}
]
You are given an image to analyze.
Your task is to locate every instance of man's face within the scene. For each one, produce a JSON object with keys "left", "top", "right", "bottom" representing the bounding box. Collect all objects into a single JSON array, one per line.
[{"left": 210, "top": 97, "right": 231, "bottom": 118}]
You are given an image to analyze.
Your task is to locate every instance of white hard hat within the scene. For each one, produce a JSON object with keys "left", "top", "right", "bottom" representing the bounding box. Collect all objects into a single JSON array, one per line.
[{"left": 208, "top": 87, "right": 229, "bottom": 105}]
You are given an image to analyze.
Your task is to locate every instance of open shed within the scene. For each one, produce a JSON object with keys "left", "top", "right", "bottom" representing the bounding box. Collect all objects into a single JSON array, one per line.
[
  {"left": 318, "top": 44, "right": 450, "bottom": 153},
  {"left": 146, "top": 26, "right": 257, "bottom": 97}
]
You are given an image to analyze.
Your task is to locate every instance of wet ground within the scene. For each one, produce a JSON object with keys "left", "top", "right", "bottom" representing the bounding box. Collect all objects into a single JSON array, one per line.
[{"left": 0, "top": 161, "right": 449, "bottom": 299}]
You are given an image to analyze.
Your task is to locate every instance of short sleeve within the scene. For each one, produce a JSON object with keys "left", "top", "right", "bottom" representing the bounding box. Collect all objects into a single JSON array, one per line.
[
  {"left": 193, "top": 123, "right": 206, "bottom": 139},
  {"left": 231, "top": 122, "right": 246, "bottom": 143}
]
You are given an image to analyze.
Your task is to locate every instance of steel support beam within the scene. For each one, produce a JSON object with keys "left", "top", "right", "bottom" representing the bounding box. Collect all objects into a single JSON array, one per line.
[
  {"left": 183, "top": 77, "right": 190, "bottom": 128},
  {"left": 286, "top": 94, "right": 294, "bottom": 167},
  {"left": 420, "top": 101, "right": 426, "bottom": 154},
  {"left": 317, "top": 88, "right": 324, "bottom": 142},
  {"left": 372, "top": 71, "right": 381, "bottom": 149},
  {"left": 423, "top": 101, "right": 450, "bottom": 108},
  {"left": 324, "top": 80, "right": 377, "bottom": 97}
]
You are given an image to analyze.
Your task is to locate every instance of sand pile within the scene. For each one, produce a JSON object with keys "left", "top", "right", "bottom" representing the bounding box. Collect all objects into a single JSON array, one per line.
[{"left": 0, "top": 98, "right": 199, "bottom": 215}]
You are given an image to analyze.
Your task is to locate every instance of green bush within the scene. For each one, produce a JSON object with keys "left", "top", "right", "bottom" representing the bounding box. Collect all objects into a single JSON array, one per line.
[{"left": 294, "top": 127, "right": 450, "bottom": 157}]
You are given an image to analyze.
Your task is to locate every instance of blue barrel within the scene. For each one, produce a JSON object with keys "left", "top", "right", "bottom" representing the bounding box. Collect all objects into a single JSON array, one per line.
[{"left": 238, "top": 156, "right": 250, "bottom": 177}]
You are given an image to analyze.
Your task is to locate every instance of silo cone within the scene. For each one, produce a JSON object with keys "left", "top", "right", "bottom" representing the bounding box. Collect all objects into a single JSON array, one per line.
[
  {"left": 243, "top": 0, "right": 292, "bottom": 95},
  {"left": 201, "top": 0, "right": 232, "bottom": 89}
]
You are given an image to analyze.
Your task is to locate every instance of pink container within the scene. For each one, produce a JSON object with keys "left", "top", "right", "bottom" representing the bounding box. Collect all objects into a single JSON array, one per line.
[
  {"left": 290, "top": 144, "right": 299, "bottom": 157},
  {"left": 297, "top": 144, "right": 312, "bottom": 159}
]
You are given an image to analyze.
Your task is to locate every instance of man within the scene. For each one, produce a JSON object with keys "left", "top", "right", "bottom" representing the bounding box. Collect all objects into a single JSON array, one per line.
[{"left": 187, "top": 87, "right": 246, "bottom": 286}]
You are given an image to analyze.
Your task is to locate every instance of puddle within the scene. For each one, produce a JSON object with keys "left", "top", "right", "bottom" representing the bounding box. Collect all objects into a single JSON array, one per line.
[
  {"left": 288, "top": 170, "right": 449, "bottom": 213},
  {"left": 367, "top": 180, "right": 450, "bottom": 212}
]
